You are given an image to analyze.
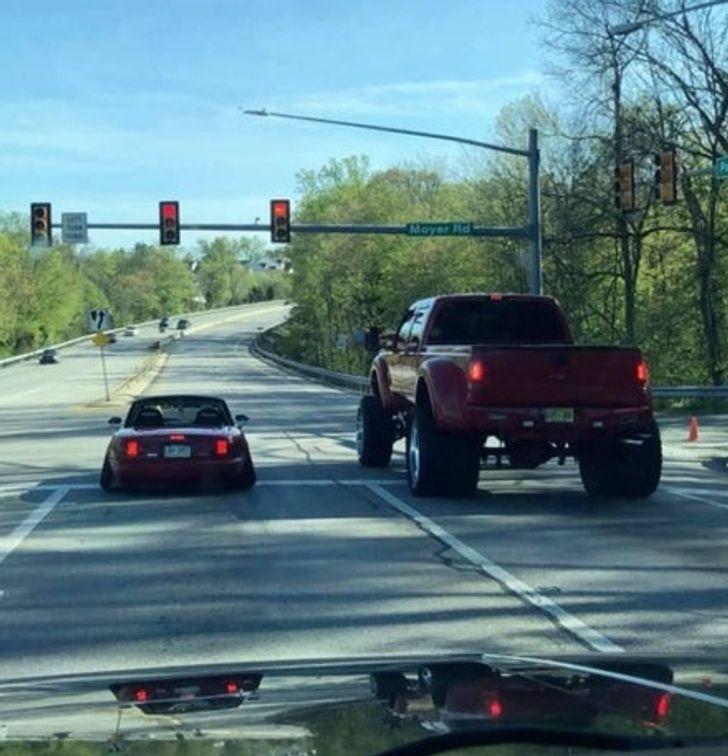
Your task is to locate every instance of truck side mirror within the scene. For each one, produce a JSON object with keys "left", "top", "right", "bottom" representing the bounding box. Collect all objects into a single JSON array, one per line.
[
  {"left": 380, "top": 332, "right": 397, "bottom": 350},
  {"left": 364, "top": 327, "right": 381, "bottom": 353}
]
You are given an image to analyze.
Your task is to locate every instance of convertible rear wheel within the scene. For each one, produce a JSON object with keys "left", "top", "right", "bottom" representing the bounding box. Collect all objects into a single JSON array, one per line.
[
  {"left": 230, "top": 458, "right": 257, "bottom": 491},
  {"left": 100, "top": 457, "right": 118, "bottom": 492}
]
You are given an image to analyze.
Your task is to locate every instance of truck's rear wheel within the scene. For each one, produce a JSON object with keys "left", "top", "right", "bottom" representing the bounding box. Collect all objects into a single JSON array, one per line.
[
  {"left": 579, "top": 422, "right": 662, "bottom": 498},
  {"left": 357, "top": 395, "right": 394, "bottom": 467},
  {"left": 407, "top": 404, "right": 479, "bottom": 498}
]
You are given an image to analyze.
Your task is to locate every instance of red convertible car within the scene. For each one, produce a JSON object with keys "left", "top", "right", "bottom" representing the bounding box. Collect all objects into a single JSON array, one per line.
[{"left": 100, "top": 395, "right": 256, "bottom": 492}]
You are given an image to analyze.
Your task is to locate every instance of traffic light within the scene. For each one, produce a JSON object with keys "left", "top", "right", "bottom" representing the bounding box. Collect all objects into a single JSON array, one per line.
[
  {"left": 614, "top": 161, "right": 635, "bottom": 211},
  {"left": 655, "top": 149, "right": 678, "bottom": 204},
  {"left": 159, "top": 201, "right": 180, "bottom": 245},
  {"left": 30, "top": 203, "right": 52, "bottom": 247},
  {"left": 270, "top": 199, "right": 291, "bottom": 243}
]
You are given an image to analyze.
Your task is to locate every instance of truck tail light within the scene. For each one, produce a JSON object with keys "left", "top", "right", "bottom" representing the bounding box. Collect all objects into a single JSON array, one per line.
[
  {"left": 655, "top": 692, "right": 670, "bottom": 721},
  {"left": 125, "top": 439, "right": 140, "bottom": 458},
  {"left": 468, "top": 360, "right": 487, "bottom": 383},
  {"left": 215, "top": 438, "right": 229, "bottom": 456},
  {"left": 636, "top": 360, "right": 649, "bottom": 384}
]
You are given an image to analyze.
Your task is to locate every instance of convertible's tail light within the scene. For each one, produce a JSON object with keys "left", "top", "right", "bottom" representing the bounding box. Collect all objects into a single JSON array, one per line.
[
  {"left": 225, "top": 681, "right": 239, "bottom": 694},
  {"left": 215, "top": 438, "right": 229, "bottom": 456},
  {"left": 125, "top": 439, "right": 140, "bottom": 458},
  {"left": 134, "top": 688, "right": 149, "bottom": 702},
  {"left": 489, "top": 698, "right": 503, "bottom": 718},
  {"left": 468, "top": 360, "right": 487, "bottom": 383}
]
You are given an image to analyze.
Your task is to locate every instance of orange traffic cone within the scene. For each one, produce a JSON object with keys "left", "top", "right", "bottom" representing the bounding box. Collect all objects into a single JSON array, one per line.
[{"left": 688, "top": 416, "right": 699, "bottom": 443}]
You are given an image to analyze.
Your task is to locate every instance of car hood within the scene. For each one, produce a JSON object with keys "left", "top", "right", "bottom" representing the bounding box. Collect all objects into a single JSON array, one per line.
[{"left": 0, "top": 652, "right": 727, "bottom": 753}]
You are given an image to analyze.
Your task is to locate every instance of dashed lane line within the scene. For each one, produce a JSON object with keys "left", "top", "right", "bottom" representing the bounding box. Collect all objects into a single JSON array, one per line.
[
  {"left": 665, "top": 486, "right": 728, "bottom": 512},
  {"left": 365, "top": 482, "right": 624, "bottom": 655},
  {"left": 0, "top": 486, "right": 69, "bottom": 566},
  {"left": 0, "top": 479, "right": 406, "bottom": 494}
]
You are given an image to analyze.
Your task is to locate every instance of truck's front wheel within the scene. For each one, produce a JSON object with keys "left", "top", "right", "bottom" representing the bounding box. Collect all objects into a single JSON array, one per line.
[
  {"left": 579, "top": 422, "right": 662, "bottom": 499},
  {"left": 407, "top": 404, "right": 479, "bottom": 498},
  {"left": 357, "top": 395, "right": 394, "bottom": 467}
]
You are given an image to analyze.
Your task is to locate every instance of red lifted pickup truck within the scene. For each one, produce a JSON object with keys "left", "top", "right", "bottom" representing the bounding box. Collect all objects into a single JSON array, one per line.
[{"left": 357, "top": 293, "right": 661, "bottom": 499}]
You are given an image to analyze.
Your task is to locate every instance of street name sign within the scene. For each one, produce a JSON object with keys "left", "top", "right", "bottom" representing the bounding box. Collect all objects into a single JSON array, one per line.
[
  {"left": 715, "top": 157, "right": 728, "bottom": 180},
  {"left": 406, "top": 222, "right": 474, "bottom": 237}
]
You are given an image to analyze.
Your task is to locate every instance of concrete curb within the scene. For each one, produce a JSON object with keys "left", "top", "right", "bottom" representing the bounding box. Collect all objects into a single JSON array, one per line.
[{"left": 83, "top": 339, "right": 173, "bottom": 409}]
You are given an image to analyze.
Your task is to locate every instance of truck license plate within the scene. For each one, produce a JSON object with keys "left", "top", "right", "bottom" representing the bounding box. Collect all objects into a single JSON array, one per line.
[
  {"left": 164, "top": 444, "right": 192, "bottom": 458},
  {"left": 544, "top": 408, "right": 574, "bottom": 423}
]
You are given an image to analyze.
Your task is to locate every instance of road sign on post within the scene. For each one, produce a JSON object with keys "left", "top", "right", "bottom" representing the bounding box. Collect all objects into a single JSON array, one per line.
[
  {"left": 406, "top": 222, "right": 473, "bottom": 236},
  {"left": 61, "top": 212, "right": 88, "bottom": 244},
  {"left": 715, "top": 157, "right": 728, "bottom": 180},
  {"left": 86, "top": 308, "right": 109, "bottom": 333}
]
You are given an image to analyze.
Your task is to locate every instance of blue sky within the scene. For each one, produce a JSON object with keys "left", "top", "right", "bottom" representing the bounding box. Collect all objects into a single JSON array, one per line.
[{"left": 1, "top": 0, "right": 549, "bottom": 249}]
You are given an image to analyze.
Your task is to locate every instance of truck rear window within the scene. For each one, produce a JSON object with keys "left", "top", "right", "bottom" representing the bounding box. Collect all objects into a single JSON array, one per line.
[{"left": 428, "top": 299, "right": 570, "bottom": 345}]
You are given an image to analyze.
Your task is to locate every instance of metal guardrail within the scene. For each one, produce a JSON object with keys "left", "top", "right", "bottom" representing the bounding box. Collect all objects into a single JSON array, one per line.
[
  {"left": 0, "top": 301, "right": 281, "bottom": 370},
  {"left": 253, "top": 330, "right": 728, "bottom": 399},
  {"left": 651, "top": 386, "right": 728, "bottom": 398},
  {"left": 252, "top": 340, "right": 369, "bottom": 393}
]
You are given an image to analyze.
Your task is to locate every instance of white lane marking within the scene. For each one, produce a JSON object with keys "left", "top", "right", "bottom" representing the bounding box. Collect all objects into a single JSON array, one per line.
[
  {"left": 0, "top": 486, "right": 69, "bottom": 566},
  {"left": 366, "top": 483, "right": 624, "bottom": 654},
  {"left": 0, "top": 386, "right": 47, "bottom": 406},
  {"left": 1, "top": 479, "right": 405, "bottom": 493},
  {"left": 666, "top": 487, "right": 728, "bottom": 512},
  {"left": 663, "top": 484, "right": 728, "bottom": 498}
]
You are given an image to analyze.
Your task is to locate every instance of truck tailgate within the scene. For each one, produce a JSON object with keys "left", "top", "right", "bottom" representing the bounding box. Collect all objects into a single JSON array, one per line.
[{"left": 468, "top": 345, "right": 647, "bottom": 408}]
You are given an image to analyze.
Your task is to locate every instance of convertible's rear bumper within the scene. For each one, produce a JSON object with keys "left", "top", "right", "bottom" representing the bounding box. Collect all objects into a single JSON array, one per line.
[{"left": 114, "top": 456, "right": 246, "bottom": 488}]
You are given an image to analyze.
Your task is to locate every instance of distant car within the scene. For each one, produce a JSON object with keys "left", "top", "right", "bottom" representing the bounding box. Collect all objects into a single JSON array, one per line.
[
  {"left": 123, "top": 326, "right": 138, "bottom": 337},
  {"left": 100, "top": 394, "right": 255, "bottom": 493},
  {"left": 176, "top": 318, "right": 190, "bottom": 331},
  {"left": 38, "top": 349, "right": 58, "bottom": 365},
  {"left": 106, "top": 332, "right": 117, "bottom": 344},
  {"left": 159, "top": 316, "right": 170, "bottom": 332}
]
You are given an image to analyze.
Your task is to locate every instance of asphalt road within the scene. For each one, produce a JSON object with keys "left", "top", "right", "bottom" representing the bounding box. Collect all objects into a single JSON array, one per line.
[{"left": 0, "top": 302, "right": 726, "bottom": 692}]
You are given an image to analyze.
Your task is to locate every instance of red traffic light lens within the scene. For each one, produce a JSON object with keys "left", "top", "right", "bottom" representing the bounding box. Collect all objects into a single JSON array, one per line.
[
  {"left": 272, "top": 201, "right": 288, "bottom": 218},
  {"left": 161, "top": 202, "right": 178, "bottom": 219}
]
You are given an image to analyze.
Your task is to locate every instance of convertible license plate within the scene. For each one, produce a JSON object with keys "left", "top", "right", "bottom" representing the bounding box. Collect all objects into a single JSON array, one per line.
[
  {"left": 544, "top": 408, "right": 575, "bottom": 423},
  {"left": 164, "top": 444, "right": 192, "bottom": 459}
]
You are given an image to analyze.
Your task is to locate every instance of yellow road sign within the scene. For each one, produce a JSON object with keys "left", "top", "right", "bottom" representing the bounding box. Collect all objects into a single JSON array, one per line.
[{"left": 92, "top": 331, "right": 110, "bottom": 347}]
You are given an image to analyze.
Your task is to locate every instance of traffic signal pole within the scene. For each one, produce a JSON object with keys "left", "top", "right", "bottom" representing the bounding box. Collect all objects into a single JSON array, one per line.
[
  {"left": 243, "top": 109, "right": 543, "bottom": 295},
  {"left": 527, "top": 129, "right": 542, "bottom": 297}
]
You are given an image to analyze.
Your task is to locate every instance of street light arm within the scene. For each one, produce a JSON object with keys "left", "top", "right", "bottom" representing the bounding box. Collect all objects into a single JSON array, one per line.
[
  {"left": 608, "top": 0, "right": 728, "bottom": 35},
  {"left": 241, "top": 107, "right": 530, "bottom": 157}
]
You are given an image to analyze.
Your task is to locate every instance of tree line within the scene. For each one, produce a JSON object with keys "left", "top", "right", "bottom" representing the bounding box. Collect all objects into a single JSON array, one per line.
[
  {"left": 0, "top": 215, "right": 290, "bottom": 357},
  {"left": 272, "top": 0, "right": 728, "bottom": 386}
]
